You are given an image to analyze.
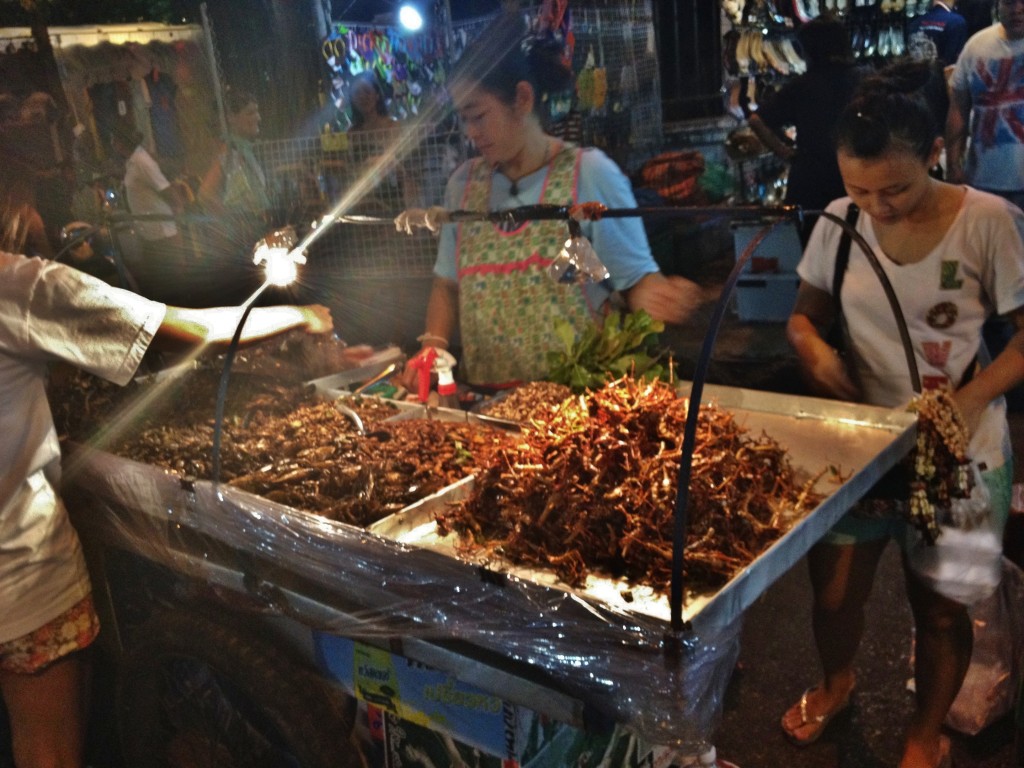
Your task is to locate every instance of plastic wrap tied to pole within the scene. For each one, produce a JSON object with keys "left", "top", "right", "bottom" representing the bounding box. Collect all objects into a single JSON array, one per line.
[{"left": 550, "top": 218, "right": 611, "bottom": 285}]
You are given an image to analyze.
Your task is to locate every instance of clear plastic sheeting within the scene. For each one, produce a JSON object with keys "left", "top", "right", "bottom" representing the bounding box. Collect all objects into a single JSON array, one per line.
[
  {"left": 61, "top": 382, "right": 915, "bottom": 752},
  {"left": 65, "top": 446, "right": 741, "bottom": 751}
]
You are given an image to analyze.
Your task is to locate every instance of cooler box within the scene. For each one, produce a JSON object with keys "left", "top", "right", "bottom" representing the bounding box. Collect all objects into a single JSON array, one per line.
[
  {"left": 734, "top": 272, "right": 800, "bottom": 322},
  {"left": 732, "top": 220, "right": 802, "bottom": 274}
]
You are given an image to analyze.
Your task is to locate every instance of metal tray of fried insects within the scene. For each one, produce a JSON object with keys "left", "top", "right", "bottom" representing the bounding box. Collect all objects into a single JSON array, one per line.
[{"left": 368, "top": 382, "right": 917, "bottom": 632}]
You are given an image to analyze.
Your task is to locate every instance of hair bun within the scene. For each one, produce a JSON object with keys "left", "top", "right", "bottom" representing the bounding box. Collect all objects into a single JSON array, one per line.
[{"left": 859, "top": 59, "right": 933, "bottom": 97}]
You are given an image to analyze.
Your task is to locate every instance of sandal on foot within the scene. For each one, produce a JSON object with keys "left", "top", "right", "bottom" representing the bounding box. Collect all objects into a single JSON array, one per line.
[
  {"left": 780, "top": 685, "right": 853, "bottom": 746},
  {"left": 899, "top": 735, "right": 952, "bottom": 768},
  {"left": 938, "top": 736, "right": 952, "bottom": 768}
]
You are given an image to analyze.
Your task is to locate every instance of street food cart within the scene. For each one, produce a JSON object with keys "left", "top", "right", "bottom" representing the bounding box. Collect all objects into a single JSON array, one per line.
[{"left": 62, "top": 365, "right": 914, "bottom": 767}]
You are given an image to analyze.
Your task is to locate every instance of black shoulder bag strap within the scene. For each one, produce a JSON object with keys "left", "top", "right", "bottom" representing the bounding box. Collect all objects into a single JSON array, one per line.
[
  {"left": 827, "top": 203, "right": 860, "bottom": 349},
  {"left": 831, "top": 203, "right": 861, "bottom": 314},
  {"left": 828, "top": 202, "right": 904, "bottom": 499},
  {"left": 828, "top": 203, "right": 977, "bottom": 386}
]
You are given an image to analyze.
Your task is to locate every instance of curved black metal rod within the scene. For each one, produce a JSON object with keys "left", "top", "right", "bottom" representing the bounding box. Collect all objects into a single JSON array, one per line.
[
  {"left": 105, "top": 211, "right": 220, "bottom": 226},
  {"left": 666, "top": 208, "right": 921, "bottom": 632},
  {"left": 211, "top": 283, "right": 271, "bottom": 488},
  {"left": 669, "top": 219, "right": 790, "bottom": 632},
  {"left": 816, "top": 211, "right": 921, "bottom": 394},
  {"left": 447, "top": 204, "right": 803, "bottom": 226}
]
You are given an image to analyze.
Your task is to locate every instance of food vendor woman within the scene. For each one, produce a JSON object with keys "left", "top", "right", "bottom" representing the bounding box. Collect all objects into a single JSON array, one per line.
[
  {"left": 410, "top": 15, "right": 702, "bottom": 388},
  {"left": 0, "top": 246, "right": 334, "bottom": 767}
]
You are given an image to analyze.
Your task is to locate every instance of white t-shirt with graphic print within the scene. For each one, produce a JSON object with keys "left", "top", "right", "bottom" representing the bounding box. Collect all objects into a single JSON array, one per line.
[{"left": 798, "top": 189, "right": 1024, "bottom": 469}]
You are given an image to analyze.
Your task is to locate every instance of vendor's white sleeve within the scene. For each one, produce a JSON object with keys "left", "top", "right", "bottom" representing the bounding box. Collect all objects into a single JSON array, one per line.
[{"left": 0, "top": 254, "right": 165, "bottom": 385}]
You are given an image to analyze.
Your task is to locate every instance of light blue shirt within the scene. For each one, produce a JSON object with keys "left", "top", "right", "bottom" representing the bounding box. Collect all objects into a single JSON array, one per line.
[{"left": 433, "top": 146, "right": 658, "bottom": 308}]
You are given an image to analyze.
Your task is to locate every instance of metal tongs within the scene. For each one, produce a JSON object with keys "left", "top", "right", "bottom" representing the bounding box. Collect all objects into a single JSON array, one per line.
[
  {"left": 333, "top": 363, "right": 400, "bottom": 434},
  {"left": 334, "top": 401, "right": 365, "bottom": 435},
  {"left": 352, "top": 363, "right": 397, "bottom": 396}
]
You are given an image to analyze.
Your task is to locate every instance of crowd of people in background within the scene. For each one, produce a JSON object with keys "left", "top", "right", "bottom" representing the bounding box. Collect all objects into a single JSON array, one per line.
[
  {"left": 0, "top": 66, "right": 428, "bottom": 312},
  {"left": 0, "top": 84, "right": 276, "bottom": 307}
]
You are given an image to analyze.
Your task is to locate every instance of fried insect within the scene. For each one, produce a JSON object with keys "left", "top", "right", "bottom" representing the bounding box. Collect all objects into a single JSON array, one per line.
[
  {"left": 436, "top": 377, "right": 822, "bottom": 592},
  {"left": 50, "top": 368, "right": 514, "bottom": 528},
  {"left": 479, "top": 381, "right": 573, "bottom": 423}
]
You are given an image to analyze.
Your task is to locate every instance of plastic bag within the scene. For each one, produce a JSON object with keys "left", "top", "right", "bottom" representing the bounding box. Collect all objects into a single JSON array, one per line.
[
  {"left": 945, "top": 557, "right": 1024, "bottom": 735},
  {"left": 905, "top": 462, "right": 1004, "bottom": 606}
]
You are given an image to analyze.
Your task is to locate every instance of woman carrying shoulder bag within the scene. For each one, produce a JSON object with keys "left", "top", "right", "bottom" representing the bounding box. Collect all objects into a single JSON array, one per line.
[{"left": 782, "top": 60, "right": 1024, "bottom": 768}]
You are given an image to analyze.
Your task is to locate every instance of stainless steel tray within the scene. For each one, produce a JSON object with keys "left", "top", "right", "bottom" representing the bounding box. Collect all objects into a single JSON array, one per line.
[
  {"left": 369, "top": 383, "right": 917, "bottom": 631},
  {"left": 60, "top": 382, "right": 915, "bottom": 748},
  {"left": 305, "top": 345, "right": 405, "bottom": 393}
]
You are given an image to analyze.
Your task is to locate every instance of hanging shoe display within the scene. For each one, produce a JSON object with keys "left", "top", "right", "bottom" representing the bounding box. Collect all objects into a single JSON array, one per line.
[
  {"left": 763, "top": 37, "right": 790, "bottom": 75},
  {"left": 722, "top": 0, "right": 745, "bottom": 25},
  {"left": 862, "top": 21, "right": 875, "bottom": 57},
  {"left": 891, "top": 24, "right": 906, "bottom": 55},
  {"left": 779, "top": 37, "right": 807, "bottom": 74},
  {"left": 736, "top": 29, "right": 753, "bottom": 76},
  {"left": 748, "top": 30, "right": 769, "bottom": 74},
  {"left": 878, "top": 25, "right": 891, "bottom": 56}
]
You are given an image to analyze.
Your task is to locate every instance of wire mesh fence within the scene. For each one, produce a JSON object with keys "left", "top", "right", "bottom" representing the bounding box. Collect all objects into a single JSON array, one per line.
[
  {"left": 89, "top": 2, "right": 664, "bottom": 321},
  {"left": 249, "top": 0, "right": 666, "bottom": 283},
  {"left": 253, "top": 127, "right": 464, "bottom": 280},
  {"left": 568, "top": 4, "right": 662, "bottom": 167}
]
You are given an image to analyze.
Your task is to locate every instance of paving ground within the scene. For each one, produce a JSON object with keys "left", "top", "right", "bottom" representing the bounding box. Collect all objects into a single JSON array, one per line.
[{"left": 714, "top": 545, "right": 1019, "bottom": 768}]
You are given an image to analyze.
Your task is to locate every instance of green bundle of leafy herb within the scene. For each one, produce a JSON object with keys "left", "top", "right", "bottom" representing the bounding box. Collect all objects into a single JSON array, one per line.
[{"left": 545, "top": 310, "right": 668, "bottom": 392}]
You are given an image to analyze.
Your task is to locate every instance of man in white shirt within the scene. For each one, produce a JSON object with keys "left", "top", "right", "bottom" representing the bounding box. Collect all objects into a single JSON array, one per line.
[{"left": 111, "top": 126, "right": 187, "bottom": 301}]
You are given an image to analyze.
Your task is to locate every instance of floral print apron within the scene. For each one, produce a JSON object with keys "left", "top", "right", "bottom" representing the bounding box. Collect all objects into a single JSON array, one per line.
[{"left": 455, "top": 147, "right": 596, "bottom": 386}]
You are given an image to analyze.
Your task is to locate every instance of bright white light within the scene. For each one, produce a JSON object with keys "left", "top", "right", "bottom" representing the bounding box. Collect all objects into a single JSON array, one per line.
[
  {"left": 252, "top": 243, "right": 305, "bottom": 287},
  {"left": 251, "top": 227, "right": 304, "bottom": 286},
  {"left": 263, "top": 252, "right": 299, "bottom": 286},
  {"left": 398, "top": 4, "right": 423, "bottom": 31}
]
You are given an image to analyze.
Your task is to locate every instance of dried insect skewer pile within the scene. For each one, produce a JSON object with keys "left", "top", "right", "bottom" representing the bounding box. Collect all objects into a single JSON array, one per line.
[
  {"left": 479, "top": 381, "right": 572, "bottom": 423},
  {"left": 907, "top": 388, "right": 973, "bottom": 544},
  {"left": 437, "top": 377, "right": 822, "bottom": 592}
]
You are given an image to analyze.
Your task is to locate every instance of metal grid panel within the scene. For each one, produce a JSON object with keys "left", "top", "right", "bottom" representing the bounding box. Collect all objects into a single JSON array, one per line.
[
  {"left": 254, "top": 129, "right": 464, "bottom": 279},
  {"left": 246, "top": 2, "right": 661, "bottom": 283},
  {"left": 568, "top": 3, "right": 662, "bottom": 167}
]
